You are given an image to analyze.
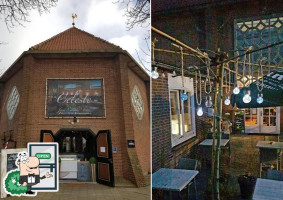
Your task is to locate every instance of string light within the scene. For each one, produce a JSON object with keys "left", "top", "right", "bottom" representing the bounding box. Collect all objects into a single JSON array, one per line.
[
  {"left": 152, "top": 67, "right": 159, "bottom": 79},
  {"left": 204, "top": 56, "right": 213, "bottom": 107},
  {"left": 181, "top": 92, "right": 188, "bottom": 101},
  {"left": 233, "top": 53, "right": 240, "bottom": 94},
  {"left": 243, "top": 90, "right": 251, "bottom": 103},
  {"left": 224, "top": 97, "right": 231, "bottom": 105},
  {"left": 195, "top": 70, "right": 203, "bottom": 116},
  {"left": 151, "top": 38, "right": 158, "bottom": 79},
  {"left": 257, "top": 93, "right": 263, "bottom": 104},
  {"left": 224, "top": 66, "right": 231, "bottom": 105},
  {"left": 256, "top": 59, "right": 264, "bottom": 104},
  {"left": 205, "top": 95, "right": 213, "bottom": 107},
  {"left": 197, "top": 107, "right": 203, "bottom": 116}
]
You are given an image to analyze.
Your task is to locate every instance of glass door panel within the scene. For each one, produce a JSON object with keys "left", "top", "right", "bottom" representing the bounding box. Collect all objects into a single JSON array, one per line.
[
  {"left": 244, "top": 108, "right": 260, "bottom": 133},
  {"left": 261, "top": 107, "right": 279, "bottom": 134}
]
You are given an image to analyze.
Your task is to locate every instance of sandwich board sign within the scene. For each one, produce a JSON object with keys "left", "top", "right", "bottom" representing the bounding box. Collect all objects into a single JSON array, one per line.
[{"left": 2, "top": 143, "right": 59, "bottom": 197}]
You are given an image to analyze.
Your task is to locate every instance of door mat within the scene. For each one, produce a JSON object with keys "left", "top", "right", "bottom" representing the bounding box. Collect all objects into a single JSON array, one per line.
[{"left": 65, "top": 183, "right": 87, "bottom": 187}]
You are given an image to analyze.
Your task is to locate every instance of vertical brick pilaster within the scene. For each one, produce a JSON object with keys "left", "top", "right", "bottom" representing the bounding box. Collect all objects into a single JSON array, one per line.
[
  {"left": 16, "top": 55, "right": 32, "bottom": 148},
  {"left": 117, "top": 54, "right": 146, "bottom": 187}
]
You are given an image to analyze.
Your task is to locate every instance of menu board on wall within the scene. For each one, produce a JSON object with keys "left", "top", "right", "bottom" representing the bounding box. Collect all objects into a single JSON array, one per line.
[
  {"left": 7, "top": 153, "right": 18, "bottom": 172},
  {"left": 46, "top": 79, "right": 105, "bottom": 118},
  {"left": 235, "top": 110, "right": 245, "bottom": 133}
]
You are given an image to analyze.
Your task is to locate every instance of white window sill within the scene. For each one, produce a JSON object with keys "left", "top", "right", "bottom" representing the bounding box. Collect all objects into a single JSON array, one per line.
[{"left": 172, "top": 131, "right": 196, "bottom": 147}]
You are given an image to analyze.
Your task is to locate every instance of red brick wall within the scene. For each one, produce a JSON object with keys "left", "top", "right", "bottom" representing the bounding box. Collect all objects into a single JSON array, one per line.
[
  {"left": 0, "top": 67, "right": 23, "bottom": 147},
  {"left": 152, "top": 0, "right": 283, "bottom": 172},
  {"left": 0, "top": 53, "right": 149, "bottom": 186},
  {"left": 128, "top": 68, "right": 150, "bottom": 175},
  {"left": 152, "top": 71, "right": 211, "bottom": 172}
]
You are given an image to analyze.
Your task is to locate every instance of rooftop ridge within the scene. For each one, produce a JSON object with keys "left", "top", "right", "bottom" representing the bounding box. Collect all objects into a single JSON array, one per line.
[{"left": 29, "top": 27, "right": 122, "bottom": 51}]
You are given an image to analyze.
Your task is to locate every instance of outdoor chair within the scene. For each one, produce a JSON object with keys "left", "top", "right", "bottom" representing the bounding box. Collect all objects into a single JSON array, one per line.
[
  {"left": 176, "top": 158, "right": 198, "bottom": 200},
  {"left": 266, "top": 169, "right": 283, "bottom": 181},
  {"left": 176, "top": 158, "right": 198, "bottom": 170},
  {"left": 259, "top": 148, "right": 278, "bottom": 177}
]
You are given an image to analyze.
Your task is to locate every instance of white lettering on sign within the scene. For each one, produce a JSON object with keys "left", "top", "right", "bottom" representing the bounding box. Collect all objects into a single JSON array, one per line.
[
  {"left": 100, "top": 147, "right": 106, "bottom": 153},
  {"left": 57, "top": 90, "right": 96, "bottom": 104}
]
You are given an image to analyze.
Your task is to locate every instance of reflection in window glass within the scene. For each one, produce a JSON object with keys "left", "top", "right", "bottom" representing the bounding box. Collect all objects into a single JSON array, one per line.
[
  {"left": 245, "top": 108, "right": 257, "bottom": 126},
  {"left": 183, "top": 92, "right": 192, "bottom": 133},
  {"left": 170, "top": 91, "right": 180, "bottom": 136},
  {"left": 263, "top": 107, "right": 276, "bottom": 126},
  {"left": 170, "top": 90, "right": 192, "bottom": 137}
]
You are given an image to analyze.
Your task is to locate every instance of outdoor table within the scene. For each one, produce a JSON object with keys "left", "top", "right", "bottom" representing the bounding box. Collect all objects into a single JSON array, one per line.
[
  {"left": 198, "top": 139, "right": 230, "bottom": 147},
  {"left": 256, "top": 141, "right": 283, "bottom": 177},
  {"left": 198, "top": 139, "right": 231, "bottom": 168},
  {"left": 253, "top": 178, "right": 283, "bottom": 200},
  {"left": 152, "top": 168, "right": 199, "bottom": 200}
]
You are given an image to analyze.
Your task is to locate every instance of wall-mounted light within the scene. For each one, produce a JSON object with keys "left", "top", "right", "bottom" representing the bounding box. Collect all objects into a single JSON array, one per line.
[{"left": 68, "top": 116, "right": 79, "bottom": 125}]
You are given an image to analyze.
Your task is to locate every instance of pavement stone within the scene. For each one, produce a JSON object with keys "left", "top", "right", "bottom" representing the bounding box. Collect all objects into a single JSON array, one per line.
[{"left": 5, "top": 182, "right": 150, "bottom": 200}]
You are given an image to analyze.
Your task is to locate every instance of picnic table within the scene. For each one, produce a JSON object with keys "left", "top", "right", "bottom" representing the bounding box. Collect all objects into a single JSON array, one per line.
[
  {"left": 253, "top": 178, "right": 283, "bottom": 200},
  {"left": 256, "top": 141, "right": 283, "bottom": 177},
  {"left": 152, "top": 168, "right": 198, "bottom": 200}
]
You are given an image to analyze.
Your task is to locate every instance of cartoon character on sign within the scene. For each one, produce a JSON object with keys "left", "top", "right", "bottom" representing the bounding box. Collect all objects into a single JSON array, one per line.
[{"left": 3, "top": 151, "right": 53, "bottom": 196}]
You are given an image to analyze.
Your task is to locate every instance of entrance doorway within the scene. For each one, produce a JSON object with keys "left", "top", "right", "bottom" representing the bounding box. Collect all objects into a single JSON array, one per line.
[
  {"left": 40, "top": 129, "right": 115, "bottom": 187},
  {"left": 244, "top": 107, "right": 280, "bottom": 134}
]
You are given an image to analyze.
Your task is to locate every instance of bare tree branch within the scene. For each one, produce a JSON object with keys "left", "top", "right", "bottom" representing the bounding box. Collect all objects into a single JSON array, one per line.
[
  {"left": 114, "top": 0, "right": 150, "bottom": 31},
  {"left": 0, "top": 0, "right": 58, "bottom": 31}
]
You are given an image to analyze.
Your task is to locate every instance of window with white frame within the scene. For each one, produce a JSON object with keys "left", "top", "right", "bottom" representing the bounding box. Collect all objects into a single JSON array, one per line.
[{"left": 168, "top": 74, "right": 196, "bottom": 147}]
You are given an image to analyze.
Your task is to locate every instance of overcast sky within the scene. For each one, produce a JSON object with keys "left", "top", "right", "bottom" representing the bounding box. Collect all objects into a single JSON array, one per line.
[{"left": 0, "top": 0, "right": 150, "bottom": 76}]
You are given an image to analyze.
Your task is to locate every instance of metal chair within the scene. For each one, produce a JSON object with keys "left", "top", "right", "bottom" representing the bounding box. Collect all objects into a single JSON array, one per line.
[
  {"left": 259, "top": 148, "right": 278, "bottom": 178},
  {"left": 176, "top": 158, "right": 198, "bottom": 170},
  {"left": 266, "top": 169, "right": 283, "bottom": 181},
  {"left": 176, "top": 158, "right": 198, "bottom": 200}
]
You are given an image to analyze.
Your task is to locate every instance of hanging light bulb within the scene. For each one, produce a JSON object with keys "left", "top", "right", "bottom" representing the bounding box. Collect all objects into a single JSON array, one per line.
[
  {"left": 243, "top": 90, "right": 251, "bottom": 103},
  {"left": 181, "top": 92, "right": 188, "bottom": 101},
  {"left": 257, "top": 93, "right": 263, "bottom": 104},
  {"left": 224, "top": 96, "right": 231, "bottom": 105},
  {"left": 197, "top": 107, "right": 203, "bottom": 116},
  {"left": 205, "top": 95, "right": 213, "bottom": 107},
  {"left": 233, "top": 85, "right": 240, "bottom": 94},
  {"left": 152, "top": 67, "right": 159, "bottom": 79},
  {"left": 172, "top": 70, "right": 177, "bottom": 77}
]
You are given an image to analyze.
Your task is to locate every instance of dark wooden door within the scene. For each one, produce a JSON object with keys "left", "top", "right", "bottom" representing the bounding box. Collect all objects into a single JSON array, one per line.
[
  {"left": 40, "top": 130, "right": 55, "bottom": 142},
  {"left": 96, "top": 130, "right": 114, "bottom": 187}
]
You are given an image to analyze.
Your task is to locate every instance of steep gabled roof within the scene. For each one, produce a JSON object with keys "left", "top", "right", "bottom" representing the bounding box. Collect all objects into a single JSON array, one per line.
[{"left": 29, "top": 27, "right": 122, "bottom": 51}]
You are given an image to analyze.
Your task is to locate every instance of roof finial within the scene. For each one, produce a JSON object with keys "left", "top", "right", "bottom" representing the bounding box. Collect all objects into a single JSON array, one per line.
[{"left": 72, "top": 13, "right": 77, "bottom": 27}]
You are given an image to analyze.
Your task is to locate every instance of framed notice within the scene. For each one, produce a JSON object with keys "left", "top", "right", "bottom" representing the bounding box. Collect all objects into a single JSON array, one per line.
[
  {"left": 45, "top": 79, "right": 106, "bottom": 118},
  {"left": 1, "top": 148, "right": 27, "bottom": 198}
]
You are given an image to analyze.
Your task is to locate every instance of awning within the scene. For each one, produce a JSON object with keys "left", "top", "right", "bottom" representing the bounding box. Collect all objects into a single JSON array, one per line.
[{"left": 232, "top": 69, "right": 283, "bottom": 108}]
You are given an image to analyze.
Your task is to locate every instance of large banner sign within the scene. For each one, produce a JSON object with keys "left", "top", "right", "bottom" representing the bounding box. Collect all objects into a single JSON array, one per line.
[{"left": 46, "top": 79, "right": 105, "bottom": 118}]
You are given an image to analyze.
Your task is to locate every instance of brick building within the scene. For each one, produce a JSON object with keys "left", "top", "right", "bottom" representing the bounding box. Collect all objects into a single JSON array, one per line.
[
  {"left": 0, "top": 27, "right": 150, "bottom": 187},
  {"left": 152, "top": 0, "right": 283, "bottom": 172}
]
